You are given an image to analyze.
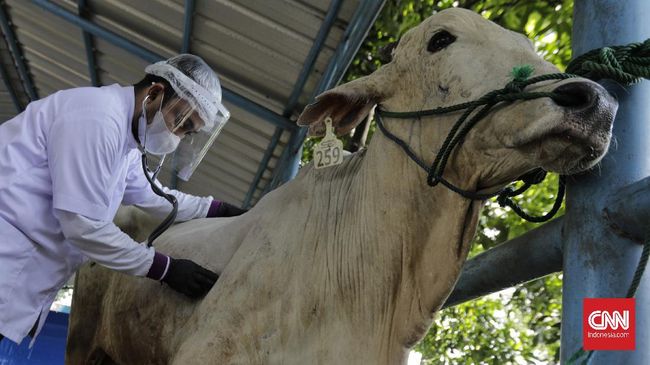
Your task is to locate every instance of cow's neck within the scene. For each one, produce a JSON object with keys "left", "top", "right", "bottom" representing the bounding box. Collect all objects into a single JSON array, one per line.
[{"left": 302, "top": 119, "right": 483, "bottom": 362}]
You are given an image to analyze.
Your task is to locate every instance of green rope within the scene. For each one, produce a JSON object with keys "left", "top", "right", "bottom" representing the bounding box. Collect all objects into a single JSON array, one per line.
[{"left": 567, "top": 39, "right": 650, "bottom": 84}]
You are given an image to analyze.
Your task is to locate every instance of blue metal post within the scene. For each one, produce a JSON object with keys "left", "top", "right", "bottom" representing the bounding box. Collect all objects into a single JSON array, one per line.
[
  {"left": 604, "top": 176, "right": 650, "bottom": 242},
  {"left": 242, "top": 0, "right": 341, "bottom": 204},
  {"left": 0, "top": 2, "right": 37, "bottom": 101},
  {"left": 561, "top": 1, "right": 650, "bottom": 363},
  {"left": 444, "top": 217, "right": 564, "bottom": 309},
  {"left": 272, "top": 0, "right": 386, "bottom": 188},
  {"left": 32, "top": 0, "right": 296, "bottom": 132},
  {"left": 243, "top": 127, "right": 283, "bottom": 208},
  {"left": 77, "top": 0, "right": 99, "bottom": 86},
  {"left": 243, "top": 0, "right": 343, "bottom": 206}
]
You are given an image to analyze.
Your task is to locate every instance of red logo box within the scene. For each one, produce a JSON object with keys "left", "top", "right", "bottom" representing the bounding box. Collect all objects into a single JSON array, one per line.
[{"left": 583, "top": 298, "right": 635, "bottom": 351}]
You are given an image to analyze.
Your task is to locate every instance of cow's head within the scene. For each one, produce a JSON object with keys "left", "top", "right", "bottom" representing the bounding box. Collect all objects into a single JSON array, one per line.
[{"left": 298, "top": 8, "right": 617, "bottom": 192}]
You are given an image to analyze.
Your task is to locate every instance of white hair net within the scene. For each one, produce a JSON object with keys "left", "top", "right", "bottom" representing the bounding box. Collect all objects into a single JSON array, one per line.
[
  {"left": 144, "top": 54, "right": 230, "bottom": 180},
  {"left": 145, "top": 54, "right": 229, "bottom": 130}
]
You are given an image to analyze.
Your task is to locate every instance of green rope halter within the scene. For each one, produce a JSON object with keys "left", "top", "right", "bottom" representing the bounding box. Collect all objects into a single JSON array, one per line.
[{"left": 375, "top": 39, "right": 650, "bottom": 223}]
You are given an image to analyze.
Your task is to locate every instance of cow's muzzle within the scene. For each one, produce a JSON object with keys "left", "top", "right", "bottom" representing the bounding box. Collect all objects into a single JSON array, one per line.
[{"left": 551, "top": 81, "right": 617, "bottom": 118}]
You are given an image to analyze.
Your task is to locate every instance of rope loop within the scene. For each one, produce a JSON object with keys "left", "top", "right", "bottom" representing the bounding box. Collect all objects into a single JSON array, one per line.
[{"left": 567, "top": 38, "right": 650, "bottom": 84}]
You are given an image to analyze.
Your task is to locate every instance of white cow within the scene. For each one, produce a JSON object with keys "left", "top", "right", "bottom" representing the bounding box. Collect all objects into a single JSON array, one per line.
[{"left": 66, "top": 8, "right": 617, "bottom": 364}]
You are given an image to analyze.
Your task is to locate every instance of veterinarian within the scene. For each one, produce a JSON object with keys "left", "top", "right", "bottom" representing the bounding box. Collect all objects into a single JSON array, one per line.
[{"left": 0, "top": 54, "right": 245, "bottom": 344}]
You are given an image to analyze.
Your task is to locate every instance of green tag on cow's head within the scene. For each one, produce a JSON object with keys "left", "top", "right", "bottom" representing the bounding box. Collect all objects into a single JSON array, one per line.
[{"left": 511, "top": 64, "right": 535, "bottom": 82}]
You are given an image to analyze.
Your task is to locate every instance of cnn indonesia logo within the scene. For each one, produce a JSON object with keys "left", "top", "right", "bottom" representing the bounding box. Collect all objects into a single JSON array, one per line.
[{"left": 583, "top": 298, "right": 635, "bottom": 351}]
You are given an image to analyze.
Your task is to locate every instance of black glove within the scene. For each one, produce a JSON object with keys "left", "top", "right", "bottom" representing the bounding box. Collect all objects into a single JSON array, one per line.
[
  {"left": 162, "top": 258, "right": 219, "bottom": 299},
  {"left": 213, "top": 201, "right": 248, "bottom": 217}
]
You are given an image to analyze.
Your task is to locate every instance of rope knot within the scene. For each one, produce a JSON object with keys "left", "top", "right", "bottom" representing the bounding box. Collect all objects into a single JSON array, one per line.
[
  {"left": 504, "top": 80, "right": 524, "bottom": 94},
  {"left": 426, "top": 172, "right": 440, "bottom": 187},
  {"left": 496, "top": 188, "right": 514, "bottom": 207}
]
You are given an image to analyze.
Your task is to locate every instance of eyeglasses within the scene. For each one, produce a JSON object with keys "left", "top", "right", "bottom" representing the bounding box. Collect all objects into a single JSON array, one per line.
[{"left": 165, "top": 99, "right": 205, "bottom": 137}]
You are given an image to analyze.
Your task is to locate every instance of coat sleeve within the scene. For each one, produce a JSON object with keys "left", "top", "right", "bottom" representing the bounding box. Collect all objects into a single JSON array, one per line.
[
  {"left": 121, "top": 151, "right": 213, "bottom": 221},
  {"left": 47, "top": 109, "right": 122, "bottom": 221},
  {"left": 55, "top": 209, "right": 158, "bottom": 277}
]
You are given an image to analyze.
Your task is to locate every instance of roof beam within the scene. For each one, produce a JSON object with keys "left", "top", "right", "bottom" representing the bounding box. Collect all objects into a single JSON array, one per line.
[
  {"left": 244, "top": 0, "right": 344, "bottom": 207},
  {"left": 0, "top": 54, "right": 22, "bottom": 112},
  {"left": 181, "top": 0, "right": 195, "bottom": 54},
  {"left": 0, "top": 1, "right": 37, "bottom": 101},
  {"left": 283, "top": 0, "right": 343, "bottom": 117},
  {"left": 77, "top": 0, "right": 99, "bottom": 86},
  {"left": 32, "top": 0, "right": 296, "bottom": 132},
  {"left": 271, "top": 0, "right": 387, "bottom": 189}
]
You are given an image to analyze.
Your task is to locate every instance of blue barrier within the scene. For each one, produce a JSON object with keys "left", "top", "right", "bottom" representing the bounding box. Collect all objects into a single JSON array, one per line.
[{"left": 0, "top": 311, "right": 68, "bottom": 365}]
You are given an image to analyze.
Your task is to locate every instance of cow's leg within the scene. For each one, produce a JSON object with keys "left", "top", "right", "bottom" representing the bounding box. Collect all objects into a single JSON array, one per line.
[
  {"left": 85, "top": 347, "right": 119, "bottom": 365},
  {"left": 66, "top": 265, "right": 111, "bottom": 365}
]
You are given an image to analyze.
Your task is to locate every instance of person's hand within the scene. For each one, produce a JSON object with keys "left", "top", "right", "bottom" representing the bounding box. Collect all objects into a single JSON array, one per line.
[
  {"left": 161, "top": 258, "right": 218, "bottom": 298},
  {"left": 207, "top": 200, "right": 248, "bottom": 218}
]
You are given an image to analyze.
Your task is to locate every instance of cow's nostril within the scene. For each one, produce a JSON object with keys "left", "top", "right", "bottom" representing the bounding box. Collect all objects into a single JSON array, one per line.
[{"left": 551, "top": 82, "right": 597, "bottom": 109}]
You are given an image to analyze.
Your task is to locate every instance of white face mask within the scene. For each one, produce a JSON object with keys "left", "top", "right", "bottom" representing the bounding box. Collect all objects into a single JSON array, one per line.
[{"left": 139, "top": 95, "right": 181, "bottom": 156}]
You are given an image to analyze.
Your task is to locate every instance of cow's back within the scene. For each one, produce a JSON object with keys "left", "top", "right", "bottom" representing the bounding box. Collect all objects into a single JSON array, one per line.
[{"left": 66, "top": 207, "right": 249, "bottom": 364}]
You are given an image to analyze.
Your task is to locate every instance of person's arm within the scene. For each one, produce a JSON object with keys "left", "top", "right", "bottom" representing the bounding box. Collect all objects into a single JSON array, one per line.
[
  {"left": 205, "top": 200, "right": 248, "bottom": 217},
  {"left": 47, "top": 110, "right": 216, "bottom": 298},
  {"left": 56, "top": 210, "right": 218, "bottom": 298},
  {"left": 122, "top": 152, "right": 212, "bottom": 221},
  {"left": 122, "top": 152, "right": 248, "bottom": 219}
]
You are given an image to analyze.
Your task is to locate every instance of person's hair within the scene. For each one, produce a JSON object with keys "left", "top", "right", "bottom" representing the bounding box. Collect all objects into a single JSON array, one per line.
[{"left": 133, "top": 74, "right": 177, "bottom": 106}]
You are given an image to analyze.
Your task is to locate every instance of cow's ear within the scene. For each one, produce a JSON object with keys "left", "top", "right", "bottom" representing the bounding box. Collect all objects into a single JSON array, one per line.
[{"left": 297, "top": 66, "right": 394, "bottom": 137}]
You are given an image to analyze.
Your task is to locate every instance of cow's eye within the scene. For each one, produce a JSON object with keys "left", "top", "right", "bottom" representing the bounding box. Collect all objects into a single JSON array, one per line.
[{"left": 428, "top": 30, "right": 456, "bottom": 53}]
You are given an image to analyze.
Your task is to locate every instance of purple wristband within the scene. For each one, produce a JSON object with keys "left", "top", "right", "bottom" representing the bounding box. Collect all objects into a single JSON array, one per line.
[
  {"left": 206, "top": 200, "right": 223, "bottom": 218},
  {"left": 146, "top": 251, "right": 171, "bottom": 281}
]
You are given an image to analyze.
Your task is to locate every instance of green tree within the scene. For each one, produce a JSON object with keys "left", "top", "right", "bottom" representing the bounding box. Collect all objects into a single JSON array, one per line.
[{"left": 303, "top": 1, "right": 574, "bottom": 363}]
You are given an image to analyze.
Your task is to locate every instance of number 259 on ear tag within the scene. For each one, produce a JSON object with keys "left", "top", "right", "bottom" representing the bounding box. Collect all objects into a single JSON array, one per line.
[{"left": 314, "top": 117, "right": 344, "bottom": 169}]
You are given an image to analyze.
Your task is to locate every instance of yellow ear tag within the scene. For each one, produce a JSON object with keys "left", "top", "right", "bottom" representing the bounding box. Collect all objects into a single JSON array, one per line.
[{"left": 314, "top": 117, "right": 344, "bottom": 169}]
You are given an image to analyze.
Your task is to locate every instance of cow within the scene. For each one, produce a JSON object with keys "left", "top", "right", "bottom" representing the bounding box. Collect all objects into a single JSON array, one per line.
[{"left": 66, "top": 8, "right": 617, "bottom": 364}]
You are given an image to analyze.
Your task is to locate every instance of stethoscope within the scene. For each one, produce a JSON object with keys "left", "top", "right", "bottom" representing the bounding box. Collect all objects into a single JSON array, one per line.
[{"left": 138, "top": 94, "right": 179, "bottom": 247}]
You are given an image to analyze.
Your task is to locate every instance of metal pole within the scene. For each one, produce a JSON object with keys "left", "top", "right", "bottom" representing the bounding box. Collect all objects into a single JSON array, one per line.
[
  {"left": 243, "top": 127, "right": 283, "bottom": 208},
  {"left": 181, "top": 0, "right": 194, "bottom": 53},
  {"left": 273, "top": 0, "right": 387, "bottom": 187},
  {"left": 244, "top": 0, "right": 343, "bottom": 206},
  {"left": 562, "top": 1, "right": 650, "bottom": 363},
  {"left": 604, "top": 176, "right": 650, "bottom": 243},
  {"left": 0, "top": 2, "right": 37, "bottom": 101},
  {"left": 77, "top": 0, "right": 99, "bottom": 86},
  {"left": 0, "top": 55, "right": 22, "bottom": 112},
  {"left": 283, "top": 0, "right": 343, "bottom": 117},
  {"left": 443, "top": 217, "right": 564, "bottom": 309}
]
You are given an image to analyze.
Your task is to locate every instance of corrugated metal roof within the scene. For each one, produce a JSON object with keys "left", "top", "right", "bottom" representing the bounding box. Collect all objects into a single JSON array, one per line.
[{"left": 0, "top": 0, "right": 382, "bottom": 207}]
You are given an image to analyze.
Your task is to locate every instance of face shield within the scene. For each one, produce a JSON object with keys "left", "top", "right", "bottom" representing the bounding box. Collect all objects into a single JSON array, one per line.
[{"left": 144, "top": 60, "right": 230, "bottom": 181}]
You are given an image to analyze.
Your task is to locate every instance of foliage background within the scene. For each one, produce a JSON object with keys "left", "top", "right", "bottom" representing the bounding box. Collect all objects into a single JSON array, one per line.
[{"left": 302, "top": 1, "right": 574, "bottom": 363}]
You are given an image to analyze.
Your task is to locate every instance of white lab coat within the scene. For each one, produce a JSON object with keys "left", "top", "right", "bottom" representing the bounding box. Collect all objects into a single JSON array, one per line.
[{"left": 0, "top": 84, "right": 212, "bottom": 344}]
